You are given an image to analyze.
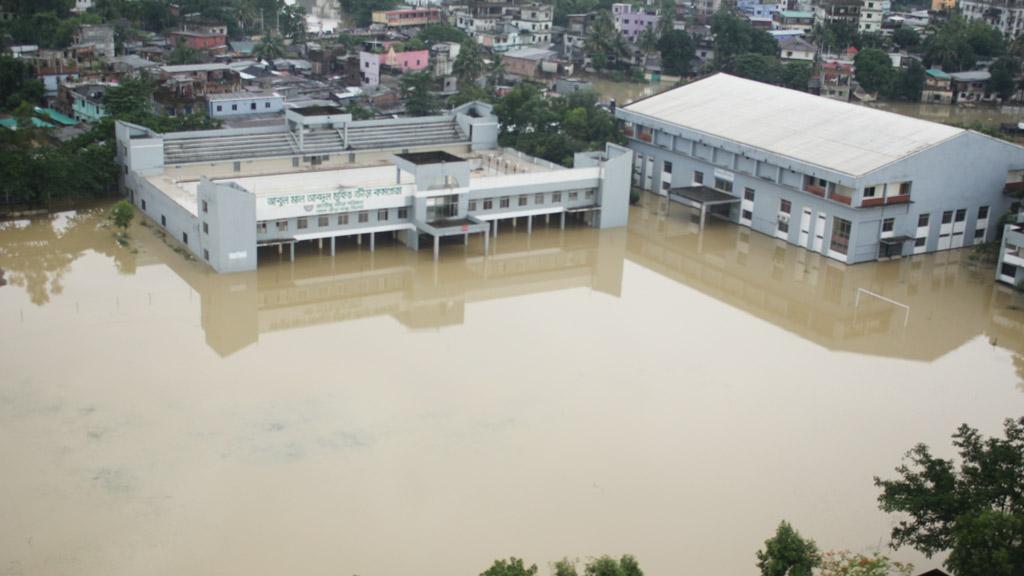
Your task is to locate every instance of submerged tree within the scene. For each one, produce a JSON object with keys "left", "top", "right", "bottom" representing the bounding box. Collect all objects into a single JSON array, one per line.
[
  {"left": 874, "top": 417, "right": 1024, "bottom": 576},
  {"left": 111, "top": 200, "right": 134, "bottom": 231}
]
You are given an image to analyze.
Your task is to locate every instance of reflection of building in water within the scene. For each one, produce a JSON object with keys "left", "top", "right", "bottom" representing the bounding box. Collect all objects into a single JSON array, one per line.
[
  {"left": 625, "top": 196, "right": 1024, "bottom": 361},
  {"left": 155, "top": 226, "right": 627, "bottom": 356}
]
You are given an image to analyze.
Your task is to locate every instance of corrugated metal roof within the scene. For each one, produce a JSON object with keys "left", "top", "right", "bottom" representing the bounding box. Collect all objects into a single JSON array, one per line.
[{"left": 623, "top": 73, "right": 965, "bottom": 176}]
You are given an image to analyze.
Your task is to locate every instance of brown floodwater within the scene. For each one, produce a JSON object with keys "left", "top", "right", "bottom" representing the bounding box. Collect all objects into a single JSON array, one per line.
[{"left": 2, "top": 196, "right": 1023, "bottom": 576}]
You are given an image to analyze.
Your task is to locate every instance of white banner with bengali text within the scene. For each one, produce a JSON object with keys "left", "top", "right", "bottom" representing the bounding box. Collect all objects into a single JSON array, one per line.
[{"left": 256, "top": 184, "right": 413, "bottom": 220}]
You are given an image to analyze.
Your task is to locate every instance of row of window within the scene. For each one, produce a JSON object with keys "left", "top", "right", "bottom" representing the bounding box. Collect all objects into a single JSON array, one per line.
[
  {"left": 214, "top": 101, "right": 274, "bottom": 113},
  {"left": 257, "top": 208, "right": 409, "bottom": 234},
  {"left": 466, "top": 190, "right": 593, "bottom": 211}
]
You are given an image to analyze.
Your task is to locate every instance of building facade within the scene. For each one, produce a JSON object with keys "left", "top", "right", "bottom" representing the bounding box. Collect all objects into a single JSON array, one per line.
[
  {"left": 997, "top": 211, "right": 1024, "bottom": 286},
  {"left": 207, "top": 92, "right": 285, "bottom": 118},
  {"left": 372, "top": 7, "right": 442, "bottom": 27},
  {"left": 961, "top": 0, "right": 1024, "bottom": 38},
  {"left": 615, "top": 74, "right": 1024, "bottom": 265},
  {"left": 115, "top": 103, "right": 633, "bottom": 273},
  {"left": 612, "top": 3, "right": 659, "bottom": 41}
]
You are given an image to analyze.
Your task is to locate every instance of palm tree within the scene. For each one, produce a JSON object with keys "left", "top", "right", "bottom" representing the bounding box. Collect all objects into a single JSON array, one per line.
[
  {"left": 453, "top": 41, "right": 486, "bottom": 86},
  {"left": 586, "top": 11, "right": 629, "bottom": 71},
  {"left": 253, "top": 35, "right": 286, "bottom": 62}
]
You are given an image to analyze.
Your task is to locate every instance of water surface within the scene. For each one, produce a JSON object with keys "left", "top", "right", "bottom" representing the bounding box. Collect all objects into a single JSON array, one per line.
[{"left": 1, "top": 197, "right": 1022, "bottom": 576}]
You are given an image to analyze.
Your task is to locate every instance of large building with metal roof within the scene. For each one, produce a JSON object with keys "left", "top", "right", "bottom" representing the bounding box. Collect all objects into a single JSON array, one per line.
[
  {"left": 115, "top": 102, "right": 632, "bottom": 273},
  {"left": 616, "top": 73, "right": 1024, "bottom": 264}
]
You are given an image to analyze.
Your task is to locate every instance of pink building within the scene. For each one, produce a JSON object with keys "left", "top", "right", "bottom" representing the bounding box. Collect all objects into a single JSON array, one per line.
[
  {"left": 612, "top": 3, "right": 659, "bottom": 42},
  {"left": 359, "top": 49, "right": 430, "bottom": 87}
]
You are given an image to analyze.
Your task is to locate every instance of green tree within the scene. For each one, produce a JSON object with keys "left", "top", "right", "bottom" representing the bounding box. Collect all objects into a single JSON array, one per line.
[
  {"left": 818, "top": 551, "right": 912, "bottom": 576},
  {"left": 584, "top": 555, "right": 643, "bottom": 576},
  {"left": 480, "top": 558, "right": 538, "bottom": 576},
  {"left": 399, "top": 72, "right": 439, "bottom": 116},
  {"left": 755, "top": 521, "right": 821, "bottom": 576},
  {"left": 344, "top": 101, "right": 374, "bottom": 120},
  {"left": 726, "top": 53, "right": 783, "bottom": 85},
  {"left": 781, "top": 61, "right": 812, "bottom": 91},
  {"left": 989, "top": 56, "right": 1020, "bottom": 101},
  {"left": 891, "top": 59, "right": 926, "bottom": 101},
  {"left": 853, "top": 48, "right": 895, "bottom": 94},
  {"left": 453, "top": 41, "right": 486, "bottom": 87},
  {"left": 656, "top": 0, "right": 676, "bottom": 38},
  {"left": 892, "top": 27, "right": 920, "bottom": 50},
  {"left": 337, "top": 0, "right": 398, "bottom": 27},
  {"left": 103, "top": 76, "right": 155, "bottom": 120},
  {"left": 253, "top": 34, "right": 286, "bottom": 61},
  {"left": 811, "top": 20, "right": 857, "bottom": 54},
  {"left": 168, "top": 40, "right": 201, "bottom": 65},
  {"left": 875, "top": 417, "right": 1024, "bottom": 576},
  {"left": 637, "top": 27, "right": 659, "bottom": 58},
  {"left": 657, "top": 29, "right": 694, "bottom": 76},
  {"left": 711, "top": 10, "right": 778, "bottom": 69},
  {"left": 111, "top": 200, "right": 134, "bottom": 230},
  {"left": 585, "top": 10, "right": 629, "bottom": 71},
  {"left": 417, "top": 23, "right": 470, "bottom": 45}
]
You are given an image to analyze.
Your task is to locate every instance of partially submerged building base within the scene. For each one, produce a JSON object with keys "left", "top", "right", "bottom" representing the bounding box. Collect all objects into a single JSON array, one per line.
[{"left": 115, "top": 102, "right": 633, "bottom": 273}]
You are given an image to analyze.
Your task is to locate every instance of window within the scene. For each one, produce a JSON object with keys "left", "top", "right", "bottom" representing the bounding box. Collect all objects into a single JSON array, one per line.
[
  {"left": 358, "top": 212, "right": 368, "bottom": 223},
  {"left": 915, "top": 237, "right": 926, "bottom": 247},
  {"left": 714, "top": 178, "right": 733, "bottom": 192},
  {"left": 569, "top": 191, "right": 579, "bottom": 201},
  {"left": 468, "top": 200, "right": 477, "bottom": 211},
  {"left": 483, "top": 199, "right": 493, "bottom": 210},
  {"left": 882, "top": 218, "right": 894, "bottom": 233},
  {"left": 663, "top": 160, "right": 672, "bottom": 174},
  {"left": 899, "top": 182, "right": 911, "bottom": 196},
  {"left": 398, "top": 208, "right": 408, "bottom": 219},
  {"left": 250, "top": 102, "right": 256, "bottom": 111},
  {"left": 864, "top": 185, "right": 876, "bottom": 198},
  {"left": 378, "top": 209, "right": 389, "bottom": 221},
  {"left": 830, "top": 217, "right": 852, "bottom": 255},
  {"left": 942, "top": 210, "right": 953, "bottom": 224},
  {"left": 265, "top": 102, "right": 271, "bottom": 108},
  {"left": 978, "top": 205, "right": 989, "bottom": 219},
  {"left": 292, "top": 157, "right": 300, "bottom": 167},
  {"left": 552, "top": 192, "right": 561, "bottom": 202},
  {"left": 693, "top": 171, "right": 704, "bottom": 184},
  {"left": 161, "top": 215, "right": 166, "bottom": 226},
  {"left": 182, "top": 232, "right": 188, "bottom": 245},
  {"left": 780, "top": 199, "right": 791, "bottom": 214},
  {"left": 586, "top": 190, "right": 594, "bottom": 199},
  {"left": 1002, "top": 263, "right": 1018, "bottom": 277},
  {"left": 257, "top": 222, "right": 267, "bottom": 234},
  {"left": 231, "top": 104, "right": 237, "bottom": 111},
  {"left": 744, "top": 187, "right": 755, "bottom": 201},
  {"left": 233, "top": 161, "right": 240, "bottom": 172},
  {"left": 519, "top": 196, "right": 528, "bottom": 206},
  {"left": 204, "top": 249, "right": 209, "bottom": 261},
  {"left": 955, "top": 208, "right": 966, "bottom": 222},
  {"left": 918, "top": 213, "right": 929, "bottom": 227},
  {"left": 276, "top": 220, "right": 288, "bottom": 231},
  {"left": 297, "top": 218, "right": 308, "bottom": 229},
  {"left": 661, "top": 181, "right": 670, "bottom": 191},
  {"left": 742, "top": 209, "right": 753, "bottom": 221},
  {"left": 500, "top": 197, "right": 510, "bottom": 208},
  {"left": 975, "top": 228, "right": 986, "bottom": 239},
  {"left": 338, "top": 214, "right": 349, "bottom": 225},
  {"left": 779, "top": 219, "right": 789, "bottom": 233},
  {"left": 201, "top": 200, "right": 208, "bottom": 213},
  {"left": 203, "top": 221, "right": 209, "bottom": 234},
  {"left": 216, "top": 105, "right": 222, "bottom": 112},
  {"left": 318, "top": 215, "right": 329, "bottom": 227},
  {"left": 535, "top": 193, "right": 544, "bottom": 204}
]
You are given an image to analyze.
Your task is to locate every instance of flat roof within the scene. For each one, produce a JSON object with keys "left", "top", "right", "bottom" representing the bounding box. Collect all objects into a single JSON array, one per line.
[
  {"left": 669, "top": 186, "right": 741, "bottom": 205},
  {"left": 396, "top": 151, "right": 466, "bottom": 165},
  {"left": 291, "top": 105, "right": 344, "bottom": 116},
  {"left": 623, "top": 73, "right": 966, "bottom": 177}
]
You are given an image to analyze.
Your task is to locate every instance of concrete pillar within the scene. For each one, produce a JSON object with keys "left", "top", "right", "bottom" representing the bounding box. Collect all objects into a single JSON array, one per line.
[
  {"left": 289, "top": 242, "right": 295, "bottom": 262},
  {"left": 277, "top": 244, "right": 282, "bottom": 254},
  {"left": 433, "top": 235, "right": 439, "bottom": 261},
  {"left": 464, "top": 233, "right": 468, "bottom": 246},
  {"left": 357, "top": 234, "right": 362, "bottom": 246},
  {"left": 370, "top": 232, "right": 375, "bottom": 252},
  {"left": 318, "top": 238, "right": 322, "bottom": 250},
  {"left": 527, "top": 215, "right": 532, "bottom": 235},
  {"left": 560, "top": 211, "right": 566, "bottom": 230},
  {"left": 699, "top": 204, "right": 707, "bottom": 232},
  {"left": 493, "top": 219, "right": 499, "bottom": 238},
  {"left": 330, "top": 236, "right": 335, "bottom": 256},
  {"left": 484, "top": 229, "right": 489, "bottom": 255},
  {"left": 545, "top": 214, "right": 550, "bottom": 225}
]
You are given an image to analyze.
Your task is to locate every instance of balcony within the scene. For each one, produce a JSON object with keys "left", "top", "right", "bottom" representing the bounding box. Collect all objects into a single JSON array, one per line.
[
  {"left": 804, "top": 183, "right": 826, "bottom": 197},
  {"left": 885, "top": 194, "right": 910, "bottom": 205},
  {"left": 861, "top": 197, "right": 884, "bottom": 207}
]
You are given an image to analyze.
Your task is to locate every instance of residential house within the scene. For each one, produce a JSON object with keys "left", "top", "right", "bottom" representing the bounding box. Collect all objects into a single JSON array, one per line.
[
  {"left": 860, "top": 0, "right": 885, "bottom": 32},
  {"left": 612, "top": 3, "right": 659, "bottom": 42},
  {"left": 774, "top": 10, "right": 814, "bottom": 32},
  {"left": 815, "top": 0, "right": 861, "bottom": 28},
  {"left": 371, "top": 7, "right": 442, "bottom": 28},
  {"left": 950, "top": 70, "right": 995, "bottom": 103},
  {"left": 820, "top": 60, "right": 854, "bottom": 101},
  {"left": 961, "top": 0, "right": 1024, "bottom": 38},
  {"left": 501, "top": 47, "right": 569, "bottom": 79},
  {"left": 68, "top": 83, "right": 112, "bottom": 122},
  {"left": 921, "top": 68, "right": 953, "bottom": 103},
  {"left": 779, "top": 36, "right": 816, "bottom": 62},
  {"left": 738, "top": 0, "right": 786, "bottom": 18},
  {"left": 358, "top": 49, "right": 430, "bottom": 86}
]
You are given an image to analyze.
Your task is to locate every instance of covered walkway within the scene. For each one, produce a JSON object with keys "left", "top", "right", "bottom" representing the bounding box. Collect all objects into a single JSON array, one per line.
[{"left": 667, "top": 186, "right": 741, "bottom": 230}]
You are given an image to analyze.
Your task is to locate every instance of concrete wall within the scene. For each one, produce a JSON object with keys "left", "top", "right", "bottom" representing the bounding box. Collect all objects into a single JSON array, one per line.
[
  {"left": 209, "top": 95, "right": 285, "bottom": 118},
  {"left": 197, "top": 179, "right": 258, "bottom": 273},
  {"left": 596, "top": 143, "right": 633, "bottom": 228}
]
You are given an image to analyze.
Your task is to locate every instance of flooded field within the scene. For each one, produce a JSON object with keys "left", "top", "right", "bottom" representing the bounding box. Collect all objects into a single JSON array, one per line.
[
  {"left": 863, "top": 100, "right": 1024, "bottom": 127},
  {"left": 2, "top": 197, "right": 1023, "bottom": 576}
]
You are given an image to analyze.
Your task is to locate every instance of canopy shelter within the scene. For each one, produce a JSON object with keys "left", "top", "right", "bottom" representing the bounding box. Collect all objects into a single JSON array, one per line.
[
  {"left": 878, "top": 235, "right": 912, "bottom": 259},
  {"left": 667, "top": 186, "right": 742, "bottom": 230}
]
